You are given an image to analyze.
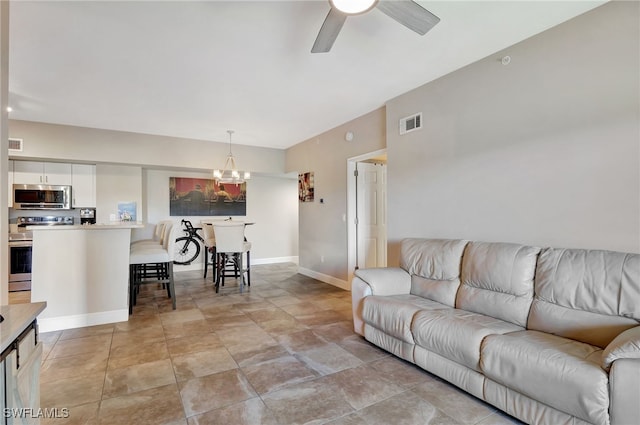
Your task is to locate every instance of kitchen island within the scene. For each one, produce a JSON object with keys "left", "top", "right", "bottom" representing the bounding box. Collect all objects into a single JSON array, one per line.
[{"left": 30, "top": 223, "right": 143, "bottom": 332}]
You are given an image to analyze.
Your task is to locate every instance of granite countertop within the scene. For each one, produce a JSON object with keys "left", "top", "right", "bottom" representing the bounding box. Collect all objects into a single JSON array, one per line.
[
  {"left": 28, "top": 222, "right": 144, "bottom": 230},
  {"left": 0, "top": 302, "right": 47, "bottom": 353}
]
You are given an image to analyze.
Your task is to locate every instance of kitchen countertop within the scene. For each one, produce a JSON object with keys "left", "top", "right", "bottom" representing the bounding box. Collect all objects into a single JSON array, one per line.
[
  {"left": 0, "top": 302, "right": 47, "bottom": 353},
  {"left": 28, "top": 222, "right": 144, "bottom": 230}
]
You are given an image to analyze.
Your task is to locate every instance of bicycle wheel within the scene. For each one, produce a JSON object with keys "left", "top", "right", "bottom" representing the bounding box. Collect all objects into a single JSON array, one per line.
[{"left": 174, "top": 236, "right": 201, "bottom": 265}]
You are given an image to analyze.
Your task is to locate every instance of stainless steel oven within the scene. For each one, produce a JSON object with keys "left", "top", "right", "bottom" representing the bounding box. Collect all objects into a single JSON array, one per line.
[
  {"left": 8, "top": 235, "right": 32, "bottom": 292},
  {"left": 7, "top": 216, "right": 74, "bottom": 292}
]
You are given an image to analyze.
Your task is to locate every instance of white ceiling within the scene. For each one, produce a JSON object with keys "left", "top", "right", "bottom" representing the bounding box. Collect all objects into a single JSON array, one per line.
[{"left": 8, "top": 1, "right": 605, "bottom": 149}]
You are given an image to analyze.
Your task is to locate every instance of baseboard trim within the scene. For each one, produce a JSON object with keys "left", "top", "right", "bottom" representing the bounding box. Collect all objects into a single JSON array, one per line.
[
  {"left": 175, "top": 256, "right": 299, "bottom": 272},
  {"left": 38, "top": 309, "right": 129, "bottom": 333},
  {"left": 298, "top": 267, "right": 350, "bottom": 291}
]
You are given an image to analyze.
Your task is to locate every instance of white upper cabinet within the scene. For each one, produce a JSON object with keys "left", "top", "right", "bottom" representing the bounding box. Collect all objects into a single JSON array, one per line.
[
  {"left": 71, "top": 164, "right": 96, "bottom": 207},
  {"left": 13, "top": 161, "right": 72, "bottom": 185}
]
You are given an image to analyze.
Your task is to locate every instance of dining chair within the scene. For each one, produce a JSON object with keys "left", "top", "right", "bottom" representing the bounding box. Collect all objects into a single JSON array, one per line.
[
  {"left": 212, "top": 222, "right": 251, "bottom": 293},
  {"left": 201, "top": 222, "right": 217, "bottom": 280}
]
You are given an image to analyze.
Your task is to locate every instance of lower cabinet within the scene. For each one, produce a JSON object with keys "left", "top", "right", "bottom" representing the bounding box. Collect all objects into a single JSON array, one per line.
[{"left": 0, "top": 325, "right": 42, "bottom": 425}]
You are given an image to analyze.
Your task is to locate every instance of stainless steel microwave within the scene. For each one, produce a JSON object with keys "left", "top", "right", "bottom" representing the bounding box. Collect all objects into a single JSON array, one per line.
[{"left": 13, "top": 184, "right": 72, "bottom": 210}]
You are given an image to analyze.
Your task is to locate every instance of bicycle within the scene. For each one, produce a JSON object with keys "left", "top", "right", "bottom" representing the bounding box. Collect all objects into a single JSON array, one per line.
[{"left": 174, "top": 219, "right": 204, "bottom": 265}]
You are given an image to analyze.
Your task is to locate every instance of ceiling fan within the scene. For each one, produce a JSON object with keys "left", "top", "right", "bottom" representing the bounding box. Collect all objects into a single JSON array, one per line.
[{"left": 311, "top": 0, "right": 440, "bottom": 53}]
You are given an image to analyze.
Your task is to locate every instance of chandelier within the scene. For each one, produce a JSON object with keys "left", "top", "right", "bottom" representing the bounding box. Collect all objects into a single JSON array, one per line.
[{"left": 213, "top": 130, "right": 251, "bottom": 184}]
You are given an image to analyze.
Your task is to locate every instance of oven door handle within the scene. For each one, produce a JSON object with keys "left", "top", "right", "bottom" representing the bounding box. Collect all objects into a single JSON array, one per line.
[{"left": 9, "top": 241, "right": 33, "bottom": 248}]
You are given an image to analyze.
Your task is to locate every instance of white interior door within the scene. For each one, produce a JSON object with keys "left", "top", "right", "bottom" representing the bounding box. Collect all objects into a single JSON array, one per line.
[{"left": 356, "top": 162, "right": 387, "bottom": 269}]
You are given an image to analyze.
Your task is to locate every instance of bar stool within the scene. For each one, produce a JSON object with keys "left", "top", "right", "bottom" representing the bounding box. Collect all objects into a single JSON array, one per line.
[
  {"left": 212, "top": 222, "right": 251, "bottom": 293},
  {"left": 129, "top": 222, "right": 177, "bottom": 313},
  {"left": 201, "top": 222, "right": 217, "bottom": 280},
  {"left": 131, "top": 220, "right": 171, "bottom": 248}
]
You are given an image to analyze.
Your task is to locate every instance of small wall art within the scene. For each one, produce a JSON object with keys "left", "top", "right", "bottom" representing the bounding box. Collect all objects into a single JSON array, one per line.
[{"left": 298, "top": 172, "right": 314, "bottom": 202}]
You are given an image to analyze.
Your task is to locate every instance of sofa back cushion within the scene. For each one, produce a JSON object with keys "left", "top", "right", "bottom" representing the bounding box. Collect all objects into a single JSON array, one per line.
[
  {"left": 457, "top": 242, "right": 540, "bottom": 327},
  {"left": 528, "top": 248, "right": 640, "bottom": 348},
  {"left": 400, "top": 239, "right": 468, "bottom": 307}
]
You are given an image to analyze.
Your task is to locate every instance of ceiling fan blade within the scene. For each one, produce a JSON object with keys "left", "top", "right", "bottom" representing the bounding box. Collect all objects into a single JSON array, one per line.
[
  {"left": 311, "top": 8, "right": 347, "bottom": 53},
  {"left": 376, "top": 0, "right": 440, "bottom": 35}
]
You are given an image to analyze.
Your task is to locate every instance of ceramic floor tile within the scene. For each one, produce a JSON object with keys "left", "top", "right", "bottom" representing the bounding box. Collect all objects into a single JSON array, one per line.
[
  {"left": 48, "top": 334, "right": 113, "bottom": 359},
  {"left": 162, "top": 319, "right": 214, "bottom": 340},
  {"left": 166, "top": 333, "right": 224, "bottom": 356},
  {"left": 336, "top": 335, "right": 390, "bottom": 363},
  {"left": 110, "top": 324, "right": 166, "bottom": 348},
  {"left": 41, "top": 350, "right": 109, "bottom": 383},
  {"left": 103, "top": 359, "right": 176, "bottom": 398},
  {"left": 327, "top": 364, "right": 406, "bottom": 410},
  {"left": 40, "top": 371, "right": 106, "bottom": 409},
  {"left": 179, "top": 369, "right": 257, "bottom": 417},
  {"left": 186, "top": 397, "right": 279, "bottom": 425},
  {"left": 97, "top": 384, "right": 185, "bottom": 425},
  {"left": 241, "top": 355, "right": 317, "bottom": 395},
  {"left": 369, "top": 356, "right": 435, "bottom": 389},
  {"left": 276, "top": 329, "right": 328, "bottom": 353},
  {"left": 41, "top": 402, "right": 99, "bottom": 425},
  {"left": 59, "top": 324, "right": 115, "bottom": 341},
  {"left": 231, "top": 344, "right": 289, "bottom": 368},
  {"left": 412, "top": 380, "right": 498, "bottom": 424},
  {"left": 355, "top": 391, "right": 458, "bottom": 425},
  {"left": 295, "top": 343, "right": 363, "bottom": 376},
  {"left": 159, "top": 308, "right": 206, "bottom": 325},
  {"left": 261, "top": 376, "right": 355, "bottom": 425},
  {"left": 172, "top": 347, "right": 238, "bottom": 381},
  {"left": 312, "top": 321, "right": 358, "bottom": 342},
  {"left": 108, "top": 340, "right": 170, "bottom": 370}
]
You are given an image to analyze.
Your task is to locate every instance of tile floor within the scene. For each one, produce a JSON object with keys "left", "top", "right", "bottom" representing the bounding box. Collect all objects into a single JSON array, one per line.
[{"left": 38, "top": 263, "right": 523, "bottom": 425}]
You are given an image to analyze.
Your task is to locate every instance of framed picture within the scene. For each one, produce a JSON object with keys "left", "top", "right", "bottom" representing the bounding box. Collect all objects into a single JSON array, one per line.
[
  {"left": 169, "top": 177, "right": 246, "bottom": 216},
  {"left": 298, "top": 172, "right": 314, "bottom": 202}
]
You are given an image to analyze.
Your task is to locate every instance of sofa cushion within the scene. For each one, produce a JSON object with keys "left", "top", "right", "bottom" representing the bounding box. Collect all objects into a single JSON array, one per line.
[
  {"left": 400, "top": 239, "right": 468, "bottom": 307},
  {"left": 412, "top": 309, "right": 522, "bottom": 371},
  {"left": 480, "top": 330, "right": 608, "bottom": 425},
  {"left": 457, "top": 242, "right": 540, "bottom": 327},
  {"left": 362, "top": 294, "right": 451, "bottom": 344},
  {"left": 529, "top": 248, "right": 640, "bottom": 348}
]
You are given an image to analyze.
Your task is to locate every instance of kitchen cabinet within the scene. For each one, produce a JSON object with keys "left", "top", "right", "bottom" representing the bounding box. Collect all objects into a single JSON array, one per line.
[
  {"left": 8, "top": 159, "right": 13, "bottom": 206},
  {"left": 13, "top": 161, "right": 72, "bottom": 186},
  {"left": 0, "top": 303, "right": 46, "bottom": 425},
  {"left": 71, "top": 164, "right": 96, "bottom": 207}
]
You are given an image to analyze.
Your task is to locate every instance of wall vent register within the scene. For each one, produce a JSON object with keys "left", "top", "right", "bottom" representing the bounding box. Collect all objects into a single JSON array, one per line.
[
  {"left": 8, "top": 138, "right": 23, "bottom": 152},
  {"left": 399, "top": 112, "right": 422, "bottom": 135}
]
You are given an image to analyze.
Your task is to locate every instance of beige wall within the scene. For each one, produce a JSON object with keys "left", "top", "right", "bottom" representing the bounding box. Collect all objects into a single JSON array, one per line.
[
  {"left": 96, "top": 164, "right": 143, "bottom": 224},
  {"left": 285, "top": 1, "right": 639, "bottom": 285},
  {"left": 8, "top": 120, "right": 285, "bottom": 174},
  {"left": 142, "top": 168, "right": 298, "bottom": 265},
  {"left": 7, "top": 121, "right": 298, "bottom": 270},
  {"left": 0, "top": 0, "right": 8, "bottom": 305},
  {"left": 285, "top": 108, "right": 386, "bottom": 282},
  {"left": 385, "top": 1, "right": 639, "bottom": 263}
]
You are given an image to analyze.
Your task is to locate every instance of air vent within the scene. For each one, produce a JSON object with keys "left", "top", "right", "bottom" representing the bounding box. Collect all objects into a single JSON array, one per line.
[
  {"left": 399, "top": 113, "right": 422, "bottom": 135},
  {"left": 8, "top": 138, "right": 23, "bottom": 152}
]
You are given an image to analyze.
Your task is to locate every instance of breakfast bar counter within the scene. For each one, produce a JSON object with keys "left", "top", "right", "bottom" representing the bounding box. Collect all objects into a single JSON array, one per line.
[{"left": 30, "top": 223, "right": 143, "bottom": 332}]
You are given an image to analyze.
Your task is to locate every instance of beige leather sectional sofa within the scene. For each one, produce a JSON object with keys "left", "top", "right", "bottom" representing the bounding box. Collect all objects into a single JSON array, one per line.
[{"left": 351, "top": 239, "right": 640, "bottom": 425}]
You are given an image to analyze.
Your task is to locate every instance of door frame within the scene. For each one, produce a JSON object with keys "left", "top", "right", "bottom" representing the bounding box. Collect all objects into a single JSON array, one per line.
[{"left": 347, "top": 148, "right": 387, "bottom": 287}]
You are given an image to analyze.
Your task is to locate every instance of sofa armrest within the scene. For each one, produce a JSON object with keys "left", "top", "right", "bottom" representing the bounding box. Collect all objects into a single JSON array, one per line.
[
  {"left": 354, "top": 267, "right": 411, "bottom": 296},
  {"left": 609, "top": 358, "right": 640, "bottom": 425},
  {"left": 603, "top": 326, "right": 640, "bottom": 370},
  {"left": 351, "top": 267, "right": 411, "bottom": 336}
]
